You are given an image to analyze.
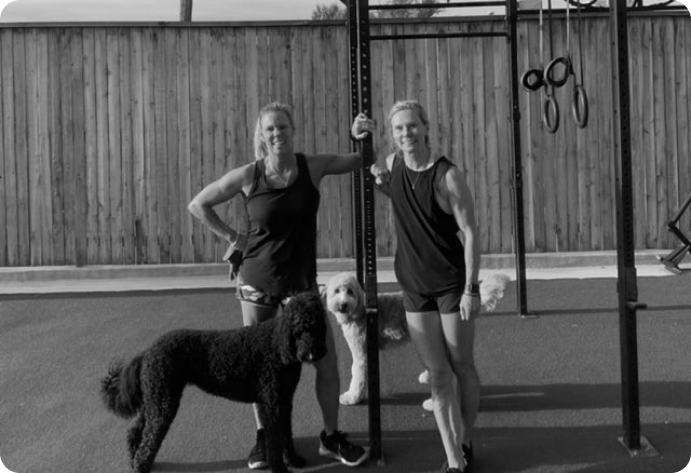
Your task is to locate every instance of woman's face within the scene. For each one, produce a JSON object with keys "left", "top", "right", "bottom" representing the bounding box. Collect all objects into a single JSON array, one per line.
[
  {"left": 390, "top": 109, "right": 428, "bottom": 154},
  {"left": 260, "top": 111, "right": 294, "bottom": 157}
]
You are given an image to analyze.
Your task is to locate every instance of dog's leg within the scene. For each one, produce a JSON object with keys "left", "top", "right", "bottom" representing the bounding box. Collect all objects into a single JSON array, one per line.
[
  {"left": 131, "top": 386, "right": 181, "bottom": 473},
  {"left": 127, "top": 414, "right": 146, "bottom": 466},
  {"left": 339, "top": 325, "right": 367, "bottom": 405},
  {"left": 278, "top": 378, "right": 306, "bottom": 469},
  {"left": 258, "top": 401, "right": 291, "bottom": 473}
]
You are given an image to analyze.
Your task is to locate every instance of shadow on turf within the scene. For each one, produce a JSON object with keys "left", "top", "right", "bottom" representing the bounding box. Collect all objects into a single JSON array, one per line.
[
  {"left": 145, "top": 423, "right": 690, "bottom": 473},
  {"left": 353, "top": 382, "right": 691, "bottom": 412},
  {"left": 489, "top": 303, "right": 691, "bottom": 317},
  {"left": 481, "top": 382, "right": 691, "bottom": 412}
]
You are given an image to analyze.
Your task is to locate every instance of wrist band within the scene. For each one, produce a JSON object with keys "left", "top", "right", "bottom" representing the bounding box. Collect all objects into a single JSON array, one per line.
[
  {"left": 465, "top": 283, "right": 480, "bottom": 294},
  {"left": 464, "top": 292, "right": 480, "bottom": 298}
]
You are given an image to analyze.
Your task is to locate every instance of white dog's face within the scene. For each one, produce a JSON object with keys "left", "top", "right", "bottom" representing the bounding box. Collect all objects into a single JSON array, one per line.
[{"left": 323, "top": 273, "right": 364, "bottom": 325}]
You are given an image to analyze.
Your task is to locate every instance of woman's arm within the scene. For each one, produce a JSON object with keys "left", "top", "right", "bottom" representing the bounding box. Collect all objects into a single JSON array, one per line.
[
  {"left": 370, "top": 153, "right": 395, "bottom": 197},
  {"left": 441, "top": 166, "right": 481, "bottom": 320},
  {"left": 188, "top": 163, "right": 254, "bottom": 250}
]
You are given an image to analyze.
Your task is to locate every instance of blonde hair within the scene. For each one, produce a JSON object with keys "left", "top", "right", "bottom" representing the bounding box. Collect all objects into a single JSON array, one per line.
[
  {"left": 253, "top": 102, "right": 296, "bottom": 161},
  {"left": 387, "top": 100, "right": 431, "bottom": 148}
]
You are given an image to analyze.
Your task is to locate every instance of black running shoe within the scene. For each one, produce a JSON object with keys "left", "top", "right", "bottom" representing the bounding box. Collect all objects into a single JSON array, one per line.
[
  {"left": 318, "top": 430, "right": 369, "bottom": 467},
  {"left": 247, "top": 429, "right": 268, "bottom": 470}
]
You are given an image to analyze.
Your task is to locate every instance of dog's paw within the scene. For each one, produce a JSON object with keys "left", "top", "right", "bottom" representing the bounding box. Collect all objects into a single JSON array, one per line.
[
  {"left": 422, "top": 398, "right": 434, "bottom": 411},
  {"left": 340, "top": 391, "right": 364, "bottom": 405},
  {"left": 418, "top": 370, "right": 430, "bottom": 385}
]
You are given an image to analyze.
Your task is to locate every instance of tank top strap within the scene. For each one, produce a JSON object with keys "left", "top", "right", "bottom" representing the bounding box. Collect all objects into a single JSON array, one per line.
[
  {"left": 248, "top": 159, "right": 265, "bottom": 197},
  {"left": 432, "top": 156, "right": 454, "bottom": 183}
]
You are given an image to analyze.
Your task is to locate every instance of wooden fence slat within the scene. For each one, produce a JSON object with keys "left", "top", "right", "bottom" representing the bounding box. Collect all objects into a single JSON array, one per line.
[
  {"left": 131, "top": 29, "right": 148, "bottom": 264},
  {"left": 177, "top": 28, "right": 193, "bottom": 263},
  {"left": 106, "top": 29, "right": 123, "bottom": 263},
  {"left": 13, "top": 29, "right": 30, "bottom": 265},
  {"left": 93, "top": 28, "right": 111, "bottom": 263},
  {"left": 199, "top": 28, "right": 215, "bottom": 262},
  {"left": 48, "top": 31, "right": 65, "bottom": 265},
  {"left": 1, "top": 30, "right": 17, "bottom": 266},
  {"left": 26, "top": 29, "right": 42, "bottom": 266},
  {"left": 115, "top": 29, "right": 133, "bottom": 265},
  {"left": 662, "top": 18, "right": 678, "bottom": 243},
  {"left": 0, "top": 30, "right": 6, "bottom": 267},
  {"left": 61, "top": 29, "right": 76, "bottom": 265},
  {"left": 677, "top": 16, "right": 691, "bottom": 232},
  {"left": 83, "top": 28, "right": 100, "bottom": 264}
]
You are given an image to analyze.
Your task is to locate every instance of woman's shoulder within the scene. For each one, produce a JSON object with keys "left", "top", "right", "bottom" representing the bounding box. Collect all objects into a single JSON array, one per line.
[{"left": 385, "top": 152, "right": 397, "bottom": 170}]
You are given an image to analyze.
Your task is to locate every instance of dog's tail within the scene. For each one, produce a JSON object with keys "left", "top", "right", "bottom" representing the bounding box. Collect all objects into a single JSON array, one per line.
[
  {"left": 480, "top": 273, "right": 511, "bottom": 312},
  {"left": 100, "top": 355, "right": 144, "bottom": 419}
]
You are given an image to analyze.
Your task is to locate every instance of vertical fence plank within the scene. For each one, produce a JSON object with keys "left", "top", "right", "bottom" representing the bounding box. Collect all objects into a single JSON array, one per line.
[
  {"left": 93, "top": 28, "right": 111, "bottom": 263},
  {"left": 676, "top": 16, "right": 691, "bottom": 236},
  {"left": 2, "top": 30, "right": 18, "bottom": 266},
  {"left": 117, "top": 28, "right": 134, "bottom": 265},
  {"left": 48, "top": 31, "right": 66, "bottom": 265},
  {"left": 61, "top": 29, "right": 78, "bottom": 265},
  {"left": 105, "top": 28, "right": 123, "bottom": 263},
  {"left": 0, "top": 30, "right": 4, "bottom": 267},
  {"left": 130, "top": 28, "right": 148, "bottom": 264},
  {"left": 83, "top": 28, "right": 100, "bottom": 264},
  {"left": 177, "top": 28, "right": 193, "bottom": 263},
  {"left": 13, "top": 29, "right": 30, "bottom": 265},
  {"left": 662, "top": 18, "right": 678, "bottom": 244},
  {"left": 26, "top": 29, "right": 43, "bottom": 266}
]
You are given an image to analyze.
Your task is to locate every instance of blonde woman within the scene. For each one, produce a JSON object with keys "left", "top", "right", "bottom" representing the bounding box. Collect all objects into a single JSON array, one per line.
[
  {"left": 189, "top": 102, "right": 368, "bottom": 469},
  {"left": 353, "top": 100, "right": 481, "bottom": 473}
]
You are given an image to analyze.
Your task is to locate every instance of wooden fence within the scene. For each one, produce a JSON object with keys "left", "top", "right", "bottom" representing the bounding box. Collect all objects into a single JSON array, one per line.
[{"left": 0, "top": 13, "right": 689, "bottom": 267}]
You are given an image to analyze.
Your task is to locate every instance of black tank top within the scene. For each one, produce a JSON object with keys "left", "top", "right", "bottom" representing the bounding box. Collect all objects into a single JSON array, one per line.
[
  {"left": 390, "top": 154, "right": 465, "bottom": 295},
  {"left": 239, "top": 153, "right": 320, "bottom": 296}
]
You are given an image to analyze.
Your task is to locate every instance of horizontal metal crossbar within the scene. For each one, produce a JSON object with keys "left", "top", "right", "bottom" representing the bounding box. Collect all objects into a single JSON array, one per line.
[
  {"left": 371, "top": 31, "right": 507, "bottom": 40},
  {"left": 368, "top": 1, "right": 506, "bottom": 9}
]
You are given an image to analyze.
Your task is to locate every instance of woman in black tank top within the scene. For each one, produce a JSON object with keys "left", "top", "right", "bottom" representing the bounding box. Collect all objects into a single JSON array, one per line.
[
  {"left": 353, "top": 100, "right": 481, "bottom": 473},
  {"left": 189, "top": 102, "right": 369, "bottom": 469}
]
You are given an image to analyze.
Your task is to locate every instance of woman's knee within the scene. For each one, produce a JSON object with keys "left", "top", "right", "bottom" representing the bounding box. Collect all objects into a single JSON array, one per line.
[
  {"left": 451, "top": 359, "right": 479, "bottom": 381},
  {"left": 315, "top": 341, "right": 340, "bottom": 383},
  {"left": 427, "top": 367, "right": 455, "bottom": 394}
]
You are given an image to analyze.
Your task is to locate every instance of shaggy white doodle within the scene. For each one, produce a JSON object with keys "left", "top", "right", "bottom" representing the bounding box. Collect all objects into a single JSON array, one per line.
[{"left": 323, "top": 272, "right": 511, "bottom": 407}]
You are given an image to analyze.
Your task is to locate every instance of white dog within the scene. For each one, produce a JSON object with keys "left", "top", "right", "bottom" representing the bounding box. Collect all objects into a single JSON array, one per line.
[{"left": 323, "top": 272, "right": 511, "bottom": 407}]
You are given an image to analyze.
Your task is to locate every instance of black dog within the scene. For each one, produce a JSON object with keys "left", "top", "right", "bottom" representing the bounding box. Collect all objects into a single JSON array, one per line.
[{"left": 100, "top": 292, "right": 327, "bottom": 473}]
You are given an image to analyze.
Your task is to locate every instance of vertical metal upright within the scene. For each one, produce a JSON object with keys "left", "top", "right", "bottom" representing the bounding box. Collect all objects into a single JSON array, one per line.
[
  {"left": 506, "top": 0, "right": 529, "bottom": 317},
  {"left": 348, "top": 0, "right": 365, "bottom": 286},
  {"left": 609, "top": 0, "right": 656, "bottom": 457},
  {"left": 347, "top": 0, "right": 383, "bottom": 461}
]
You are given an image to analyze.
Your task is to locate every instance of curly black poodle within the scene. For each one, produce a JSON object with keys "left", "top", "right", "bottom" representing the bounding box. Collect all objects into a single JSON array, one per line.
[{"left": 100, "top": 292, "right": 327, "bottom": 473}]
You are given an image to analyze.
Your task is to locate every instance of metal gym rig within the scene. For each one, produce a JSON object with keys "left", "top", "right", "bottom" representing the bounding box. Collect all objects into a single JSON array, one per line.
[{"left": 342, "top": 0, "right": 683, "bottom": 462}]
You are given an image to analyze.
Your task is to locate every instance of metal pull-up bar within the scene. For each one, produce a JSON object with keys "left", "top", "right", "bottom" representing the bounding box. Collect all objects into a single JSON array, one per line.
[
  {"left": 371, "top": 31, "right": 507, "bottom": 40},
  {"left": 366, "top": 0, "right": 510, "bottom": 41}
]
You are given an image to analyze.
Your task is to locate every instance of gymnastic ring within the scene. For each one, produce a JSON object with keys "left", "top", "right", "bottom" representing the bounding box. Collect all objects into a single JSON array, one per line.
[
  {"left": 543, "top": 94, "right": 559, "bottom": 134},
  {"left": 521, "top": 68, "right": 545, "bottom": 93},
  {"left": 544, "top": 56, "right": 572, "bottom": 88},
  {"left": 572, "top": 84, "right": 589, "bottom": 129}
]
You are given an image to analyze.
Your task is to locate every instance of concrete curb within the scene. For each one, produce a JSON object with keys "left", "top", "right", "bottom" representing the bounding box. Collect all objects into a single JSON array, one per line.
[{"left": 0, "top": 250, "right": 670, "bottom": 283}]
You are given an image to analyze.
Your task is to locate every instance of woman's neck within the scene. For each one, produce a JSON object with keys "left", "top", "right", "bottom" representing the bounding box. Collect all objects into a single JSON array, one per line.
[
  {"left": 403, "top": 147, "right": 433, "bottom": 171},
  {"left": 267, "top": 152, "right": 296, "bottom": 171}
]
